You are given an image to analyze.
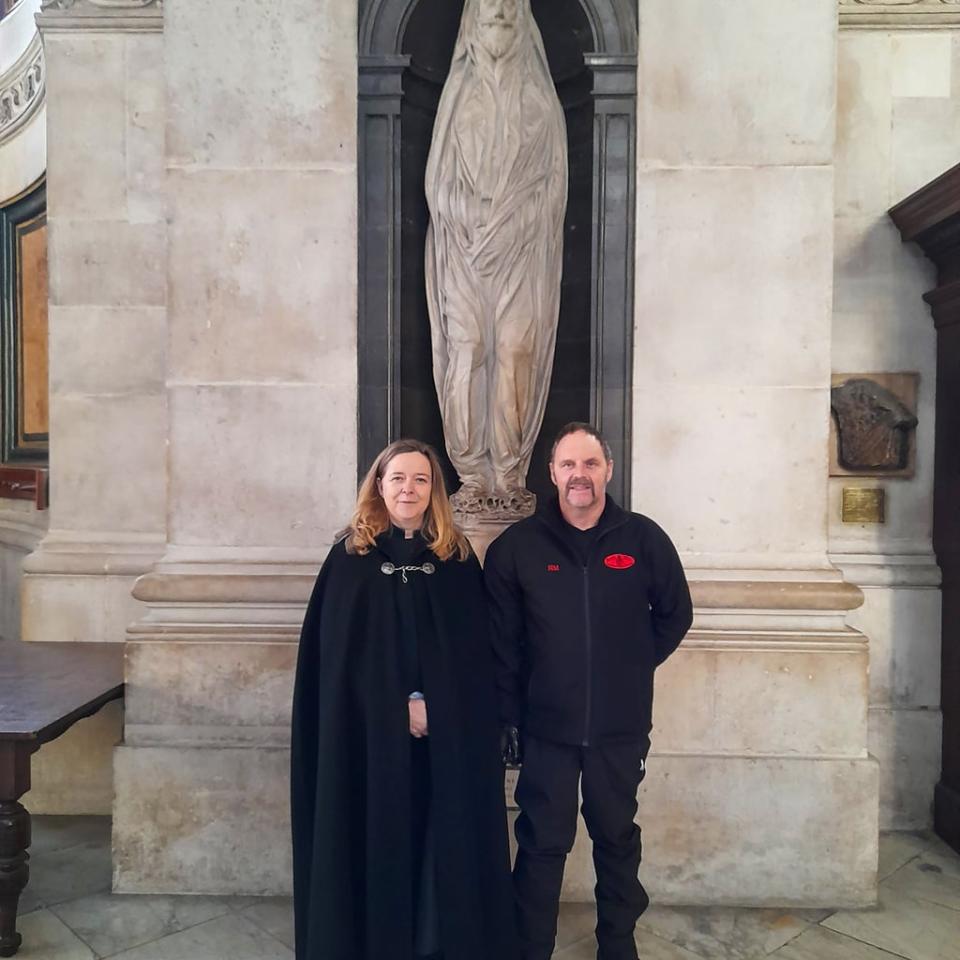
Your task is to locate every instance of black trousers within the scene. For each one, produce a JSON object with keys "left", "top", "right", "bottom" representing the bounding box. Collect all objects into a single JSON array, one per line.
[{"left": 513, "top": 736, "right": 649, "bottom": 960}]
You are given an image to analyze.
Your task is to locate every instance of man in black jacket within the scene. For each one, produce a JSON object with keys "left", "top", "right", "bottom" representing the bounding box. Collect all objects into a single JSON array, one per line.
[{"left": 484, "top": 422, "right": 693, "bottom": 960}]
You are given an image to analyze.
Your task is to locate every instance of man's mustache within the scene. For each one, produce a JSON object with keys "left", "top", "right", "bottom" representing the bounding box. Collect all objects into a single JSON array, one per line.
[{"left": 566, "top": 477, "right": 594, "bottom": 494}]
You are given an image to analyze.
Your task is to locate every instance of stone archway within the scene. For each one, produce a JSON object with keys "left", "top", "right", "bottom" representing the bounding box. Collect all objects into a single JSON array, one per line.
[{"left": 357, "top": 0, "right": 637, "bottom": 504}]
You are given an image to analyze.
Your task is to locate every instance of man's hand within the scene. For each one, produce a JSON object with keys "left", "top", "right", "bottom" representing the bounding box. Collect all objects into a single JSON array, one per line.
[
  {"left": 500, "top": 724, "right": 522, "bottom": 766},
  {"left": 409, "top": 698, "right": 428, "bottom": 738}
]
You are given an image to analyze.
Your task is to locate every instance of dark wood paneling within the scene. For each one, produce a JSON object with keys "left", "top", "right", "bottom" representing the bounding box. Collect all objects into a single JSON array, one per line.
[{"left": 0, "top": 178, "right": 48, "bottom": 467}]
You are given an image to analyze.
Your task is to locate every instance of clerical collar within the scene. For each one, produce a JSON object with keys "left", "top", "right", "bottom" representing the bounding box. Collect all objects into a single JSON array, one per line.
[{"left": 389, "top": 524, "right": 423, "bottom": 541}]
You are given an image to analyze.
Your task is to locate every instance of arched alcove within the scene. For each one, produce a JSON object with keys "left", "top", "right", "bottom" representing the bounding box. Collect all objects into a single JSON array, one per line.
[{"left": 358, "top": 0, "right": 637, "bottom": 504}]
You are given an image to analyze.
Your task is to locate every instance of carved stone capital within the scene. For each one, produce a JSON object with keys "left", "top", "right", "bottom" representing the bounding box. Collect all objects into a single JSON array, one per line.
[
  {"left": 37, "top": 0, "right": 162, "bottom": 33},
  {"left": 0, "top": 32, "right": 44, "bottom": 148},
  {"left": 840, "top": 0, "right": 960, "bottom": 29}
]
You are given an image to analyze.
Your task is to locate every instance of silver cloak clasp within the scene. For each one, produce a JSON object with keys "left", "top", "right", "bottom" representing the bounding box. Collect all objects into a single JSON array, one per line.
[{"left": 380, "top": 561, "right": 436, "bottom": 584}]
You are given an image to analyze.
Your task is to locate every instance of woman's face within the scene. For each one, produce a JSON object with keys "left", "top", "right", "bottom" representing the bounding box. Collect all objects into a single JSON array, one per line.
[{"left": 377, "top": 452, "right": 433, "bottom": 530}]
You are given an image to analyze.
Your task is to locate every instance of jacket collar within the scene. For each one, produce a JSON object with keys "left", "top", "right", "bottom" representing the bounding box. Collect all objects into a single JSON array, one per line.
[{"left": 536, "top": 493, "right": 629, "bottom": 540}]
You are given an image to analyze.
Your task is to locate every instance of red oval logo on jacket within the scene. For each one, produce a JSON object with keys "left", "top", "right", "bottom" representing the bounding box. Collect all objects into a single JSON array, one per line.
[{"left": 604, "top": 553, "right": 635, "bottom": 570}]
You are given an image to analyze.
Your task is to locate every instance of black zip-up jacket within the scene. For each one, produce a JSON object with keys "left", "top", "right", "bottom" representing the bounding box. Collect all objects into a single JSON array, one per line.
[{"left": 484, "top": 496, "right": 693, "bottom": 746}]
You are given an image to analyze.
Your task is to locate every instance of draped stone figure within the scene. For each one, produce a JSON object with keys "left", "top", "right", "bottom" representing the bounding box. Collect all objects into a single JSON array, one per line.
[{"left": 425, "top": 0, "right": 568, "bottom": 517}]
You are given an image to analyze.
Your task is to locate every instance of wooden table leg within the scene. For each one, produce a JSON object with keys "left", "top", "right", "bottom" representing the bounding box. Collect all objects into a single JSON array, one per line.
[{"left": 0, "top": 743, "right": 31, "bottom": 958}]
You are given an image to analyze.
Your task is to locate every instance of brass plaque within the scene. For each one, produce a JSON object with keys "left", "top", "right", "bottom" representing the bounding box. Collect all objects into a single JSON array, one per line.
[{"left": 842, "top": 487, "right": 885, "bottom": 524}]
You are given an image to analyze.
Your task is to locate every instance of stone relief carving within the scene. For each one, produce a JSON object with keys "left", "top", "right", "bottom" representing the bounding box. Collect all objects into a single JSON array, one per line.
[
  {"left": 831, "top": 377, "right": 919, "bottom": 473},
  {"left": 424, "top": 0, "right": 568, "bottom": 519},
  {"left": 0, "top": 33, "right": 44, "bottom": 147}
]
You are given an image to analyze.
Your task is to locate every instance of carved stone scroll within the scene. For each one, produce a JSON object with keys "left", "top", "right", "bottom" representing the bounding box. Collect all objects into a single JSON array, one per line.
[{"left": 0, "top": 35, "right": 43, "bottom": 148}]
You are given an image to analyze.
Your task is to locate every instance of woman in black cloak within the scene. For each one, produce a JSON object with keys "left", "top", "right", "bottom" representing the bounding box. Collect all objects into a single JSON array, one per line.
[{"left": 291, "top": 439, "right": 518, "bottom": 960}]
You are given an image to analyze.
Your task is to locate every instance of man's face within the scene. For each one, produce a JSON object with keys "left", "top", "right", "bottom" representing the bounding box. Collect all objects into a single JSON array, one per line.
[
  {"left": 549, "top": 432, "right": 613, "bottom": 511},
  {"left": 477, "top": 0, "right": 519, "bottom": 59}
]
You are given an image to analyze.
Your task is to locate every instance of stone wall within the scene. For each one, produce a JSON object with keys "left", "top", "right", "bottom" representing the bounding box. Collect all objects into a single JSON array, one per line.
[
  {"left": 20, "top": 0, "right": 167, "bottom": 813},
  {"left": 25, "top": 2, "right": 167, "bottom": 648},
  {"left": 611, "top": 0, "right": 879, "bottom": 907},
  {"left": 829, "top": 27, "right": 960, "bottom": 829},
  {"left": 0, "top": 0, "right": 118, "bottom": 817},
  {"left": 25, "top": 0, "right": 951, "bottom": 905}
]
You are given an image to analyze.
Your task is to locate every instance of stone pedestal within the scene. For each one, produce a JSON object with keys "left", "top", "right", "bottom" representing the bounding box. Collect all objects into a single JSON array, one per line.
[
  {"left": 458, "top": 515, "right": 514, "bottom": 565},
  {"left": 562, "top": 575, "right": 876, "bottom": 904}
]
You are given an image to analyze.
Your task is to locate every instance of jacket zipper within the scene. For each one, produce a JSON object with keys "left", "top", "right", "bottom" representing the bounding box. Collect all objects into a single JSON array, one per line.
[
  {"left": 533, "top": 504, "right": 631, "bottom": 747},
  {"left": 582, "top": 564, "right": 592, "bottom": 747}
]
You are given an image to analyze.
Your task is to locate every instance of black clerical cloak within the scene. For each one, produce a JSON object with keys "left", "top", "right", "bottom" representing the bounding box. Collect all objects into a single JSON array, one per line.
[{"left": 291, "top": 532, "right": 518, "bottom": 960}]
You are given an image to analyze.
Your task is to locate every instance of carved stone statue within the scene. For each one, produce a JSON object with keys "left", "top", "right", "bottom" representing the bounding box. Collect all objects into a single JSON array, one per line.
[{"left": 425, "top": 0, "right": 567, "bottom": 518}]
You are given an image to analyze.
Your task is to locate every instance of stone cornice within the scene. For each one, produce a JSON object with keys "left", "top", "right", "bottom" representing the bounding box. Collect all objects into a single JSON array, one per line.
[
  {"left": 829, "top": 550, "right": 942, "bottom": 588},
  {"left": 0, "top": 30, "right": 44, "bottom": 147},
  {"left": 22, "top": 530, "right": 166, "bottom": 575},
  {"left": 37, "top": 0, "right": 162, "bottom": 33},
  {"left": 840, "top": 0, "right": 960, "bottom": 29},
  {"left": 130, "top": 570, "right": 865, "bottom": 611}
]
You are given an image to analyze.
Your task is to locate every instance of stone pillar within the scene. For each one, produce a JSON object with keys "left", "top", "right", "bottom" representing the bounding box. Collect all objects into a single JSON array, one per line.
[
  {"left": 596, "top": 0, "right": 879, "bottom": 906},
  {"left": 24, "top": 0, "right": 167, "bottom": 644},
  {"left": 113, "top": 0, "right": 358, "bottom": 893}
]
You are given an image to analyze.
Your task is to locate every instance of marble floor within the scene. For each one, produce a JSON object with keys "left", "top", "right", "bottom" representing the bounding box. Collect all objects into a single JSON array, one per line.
[{"left": 12, "top": 818, "right": 960, "bottom": 959}]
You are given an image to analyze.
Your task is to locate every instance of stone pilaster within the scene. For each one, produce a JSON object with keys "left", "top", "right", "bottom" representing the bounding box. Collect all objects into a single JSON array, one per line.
[
  {"left": 24, "top": 0, "right": 166, "bottom": 645},
  {"left": 113, "top": 0, "right": 358, "bottom": 894},
  {"left": 619, "top": 0, "right": 879, "bottom": 906}
]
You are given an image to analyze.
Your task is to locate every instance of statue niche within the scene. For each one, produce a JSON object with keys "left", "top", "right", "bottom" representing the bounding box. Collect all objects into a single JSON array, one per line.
[
  {"left": 424, "top": 0, "right": 568, "bottom": 518},
  {"left": 357, "top": 0, "right": 638, "bottom": 507}
]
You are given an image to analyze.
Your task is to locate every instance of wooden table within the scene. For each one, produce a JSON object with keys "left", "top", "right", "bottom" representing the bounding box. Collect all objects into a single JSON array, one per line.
[{"left": 0, "top": 642, "right": 123, "bottom": 957}]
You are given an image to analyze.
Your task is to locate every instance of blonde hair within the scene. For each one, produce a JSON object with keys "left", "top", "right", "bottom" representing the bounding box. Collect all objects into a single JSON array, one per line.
[{"left": 341, "top": 439, "right": 471, "bottom": 562}]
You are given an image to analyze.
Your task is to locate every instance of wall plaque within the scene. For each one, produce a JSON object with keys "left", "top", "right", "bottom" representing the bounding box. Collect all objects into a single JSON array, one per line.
[
  {"left": 830, "top": 372, "right": 919, "bottom": 477},
  {"left": 842, "top": 487, "right": 886, "bottom": 524}
]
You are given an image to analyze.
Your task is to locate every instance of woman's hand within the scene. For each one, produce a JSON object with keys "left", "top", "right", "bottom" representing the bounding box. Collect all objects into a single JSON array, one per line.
[{"left": 408, "top": 698, "right": 429, "bottom": 738}]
